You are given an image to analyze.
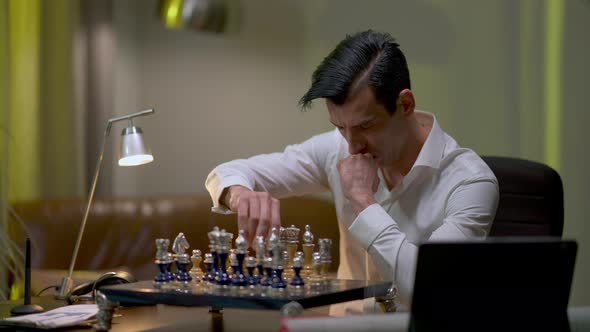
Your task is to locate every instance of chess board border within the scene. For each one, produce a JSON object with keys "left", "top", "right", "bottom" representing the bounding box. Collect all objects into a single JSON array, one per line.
[{"left": 100, "top": 280, "right": 391, "bottom": 310}]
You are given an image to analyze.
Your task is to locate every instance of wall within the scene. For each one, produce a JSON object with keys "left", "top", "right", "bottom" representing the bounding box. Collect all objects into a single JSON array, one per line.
[{"left": 107, "top": 0, "right": 590, "bottom": 305}]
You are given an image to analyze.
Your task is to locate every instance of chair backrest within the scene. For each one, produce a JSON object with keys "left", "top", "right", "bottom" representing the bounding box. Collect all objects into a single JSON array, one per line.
[{"left": 482, "top": 156, "right": 564, "bottom": 237}]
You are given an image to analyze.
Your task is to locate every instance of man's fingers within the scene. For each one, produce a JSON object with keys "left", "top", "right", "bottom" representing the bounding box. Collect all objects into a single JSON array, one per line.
[
  {"left": 256, "top": 196, "right": 271, "bottom": 241},
  {"left": 270, "top": 198, "right": 281, "bottom": 238},
  {"left": 247, "top": 195, "right": 260, "bottom": 245},
  {"left": 237, "top": 197, "right": 249, "bottom": 240}
]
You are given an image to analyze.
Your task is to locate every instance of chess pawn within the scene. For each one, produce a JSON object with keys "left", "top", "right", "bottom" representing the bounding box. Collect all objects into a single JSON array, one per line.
[
  {"left": 290, "top": 255, "right": 305, "bottom": 288},
  {"left": 189, "top": 249, "right": 204, "bottom": 282},
  {"left": 227, "top": 249, "right": 235, "bottom": 276},
  {"left": 309, "top": 252, "right": 324, "bottom": 292},
  {"left": 229, "top": 252, "right": 238, "bottom": 278},
  {"left": 261, "top": 256, "right": 273, "bottom": 287},
  {"left": 302, "top": 225, "right": 315, "bottom": 278},
  {"left": 203, "top": 252, "right": 214, "bottom": 283},
  {"left": 245, "top": 256, "right": 258, "bottom": 287},
  {"left": 231, "top": 253, "right": 247, "bottom": 287},
  {"left": 175, "top": 252, "right": 192, "bottom": 284}
]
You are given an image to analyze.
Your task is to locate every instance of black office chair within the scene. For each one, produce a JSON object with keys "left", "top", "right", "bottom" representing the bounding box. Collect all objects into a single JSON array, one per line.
[{"left": 482, "top": 156, "right": 564, "bottom": 237}]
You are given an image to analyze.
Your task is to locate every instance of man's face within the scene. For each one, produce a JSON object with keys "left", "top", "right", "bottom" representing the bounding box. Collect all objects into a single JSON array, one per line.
[{"left": 327, "top": 86, "right": 408, "bottom": 167}]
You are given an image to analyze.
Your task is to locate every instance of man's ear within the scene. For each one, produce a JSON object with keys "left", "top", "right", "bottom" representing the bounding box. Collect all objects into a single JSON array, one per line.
[{"left": 398, "top": 89, "right": 415, "bottom": 115}]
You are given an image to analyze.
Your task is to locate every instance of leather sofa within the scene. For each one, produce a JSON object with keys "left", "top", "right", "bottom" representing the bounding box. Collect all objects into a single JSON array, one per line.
[{"left": 8, "top": 193, "right": 339, "bottom": 294}]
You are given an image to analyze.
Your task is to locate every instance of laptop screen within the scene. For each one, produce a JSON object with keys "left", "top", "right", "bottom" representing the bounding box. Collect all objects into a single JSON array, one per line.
[{"left": 410, "top": 238, "right": 577, "bottom": 331}]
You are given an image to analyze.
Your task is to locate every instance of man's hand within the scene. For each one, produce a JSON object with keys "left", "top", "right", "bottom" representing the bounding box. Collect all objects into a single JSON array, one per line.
[
  {"left": 222, "top": 185, "right": 281, "bottom": 246},
  {"left": 337, "top": 153, "right": 379, "bottom": 215}
]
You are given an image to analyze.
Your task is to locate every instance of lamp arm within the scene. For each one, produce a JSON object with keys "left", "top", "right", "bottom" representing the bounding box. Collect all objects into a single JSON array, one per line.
[
  {"left": 107, "top": 108, "right": 154, "bottom": 124},
  {"left": 58, "top": 124, "right": 111, "bottom": 298}
]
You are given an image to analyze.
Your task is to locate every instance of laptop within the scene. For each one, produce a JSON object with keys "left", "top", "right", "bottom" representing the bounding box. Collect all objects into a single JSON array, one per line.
[{"left": 409, "top": 237, "right": 578, "bottom": 332}]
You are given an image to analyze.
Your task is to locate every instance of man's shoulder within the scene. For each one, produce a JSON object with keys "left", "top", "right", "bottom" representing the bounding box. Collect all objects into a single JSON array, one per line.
[
  {"left": 440, "top": 136, "right": 497, "bottom": 184},
  {"left": 304, "top": 128, "right": 347, "bottom": 153}
]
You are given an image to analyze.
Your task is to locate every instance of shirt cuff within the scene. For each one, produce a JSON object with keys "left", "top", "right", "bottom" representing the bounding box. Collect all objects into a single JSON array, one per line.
[
  {"left": 205, "top": 172, "right": 253, "bottom": 213},
  {"left": 348, "top": 203, "right": 397, "bottom": 250}
]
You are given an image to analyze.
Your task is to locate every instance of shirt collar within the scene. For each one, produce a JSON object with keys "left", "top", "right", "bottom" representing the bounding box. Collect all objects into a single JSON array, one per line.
[{"left": 412, "top": 111, "right": 446, "bottom": 170}]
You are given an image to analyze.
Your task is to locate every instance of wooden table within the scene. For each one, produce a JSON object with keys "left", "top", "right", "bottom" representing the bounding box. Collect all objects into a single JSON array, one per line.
[{"left": 1, "top": 296, "right": 330, "bottom": 331}]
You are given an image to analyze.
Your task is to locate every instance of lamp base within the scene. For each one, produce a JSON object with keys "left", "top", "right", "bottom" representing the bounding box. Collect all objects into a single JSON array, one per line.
[
  {"left": 10, "top": 304, "right": 45, "bottom": 316},
  {"left": 55, "top": 276, "right": 74, "bottom": 300}
]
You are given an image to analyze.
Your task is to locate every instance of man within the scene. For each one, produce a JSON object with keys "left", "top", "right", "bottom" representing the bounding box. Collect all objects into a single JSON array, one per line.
[{"left": 205, "top": 30, "right": 499, "bottom": 313}]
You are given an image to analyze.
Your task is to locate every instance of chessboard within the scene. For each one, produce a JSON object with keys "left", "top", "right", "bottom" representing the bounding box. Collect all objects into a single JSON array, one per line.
[
  {"left": 99, "top": 225, "right": 392, "bottom": 312},
  {"left": 99, "top": 279, "right": 392, "bottom": 311}
]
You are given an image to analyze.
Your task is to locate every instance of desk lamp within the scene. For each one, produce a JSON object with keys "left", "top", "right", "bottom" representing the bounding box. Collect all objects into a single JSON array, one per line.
[{"left": 57, "top": 109, "right": 155, "bottom": 299}]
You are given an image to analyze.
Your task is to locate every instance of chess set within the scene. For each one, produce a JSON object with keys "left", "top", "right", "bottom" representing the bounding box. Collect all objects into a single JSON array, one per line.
[{"left": 99, "top": 225, "right": 392, "bottom": 313}]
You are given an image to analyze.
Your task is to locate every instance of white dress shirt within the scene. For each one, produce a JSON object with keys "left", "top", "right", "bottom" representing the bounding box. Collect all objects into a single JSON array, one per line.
[{"left": 205, "top": 111, "right": 499, "bottom": 314}]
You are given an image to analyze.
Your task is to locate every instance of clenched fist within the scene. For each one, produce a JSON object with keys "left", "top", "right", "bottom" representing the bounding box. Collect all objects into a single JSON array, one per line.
[{"left": 337, "top": 153, "right": 379, "bottom": 215}]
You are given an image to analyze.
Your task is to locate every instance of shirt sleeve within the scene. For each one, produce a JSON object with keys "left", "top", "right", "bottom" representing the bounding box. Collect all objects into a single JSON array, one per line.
[
  {"left": 347, "top": 178, "right": 499, "bottom": 303},
  {"left": 205, "top": 131, "right": 336, "bottom": 211}
]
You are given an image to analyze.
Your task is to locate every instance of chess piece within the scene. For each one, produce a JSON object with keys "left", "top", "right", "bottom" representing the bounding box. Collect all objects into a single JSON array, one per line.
[
  {"left": 208, "top": 226, "right": 221, "bottom": 283},
  {"left": 283, "top": 225, "right": 300, "bottom": 279},
  {"left": 204, "top": 252, "right": 214, "bottom": 283},
  {"left": 376, "top": 284, "right": 398, "bottom": 313},
  {"left": 290, "top": 255, "right": 305, "bottom": 288},
  {"left": 189, "top": 249, "right": 204, "bottom": 282},
  {"left": 309, "top": 252, "right": 324, "bottom": 292},
  {"left": 268, "top": 227, "right": 279, "bottom": 257},
  {"left": 302, "top": 225, "right": 315, "bottom": 278},
  {"left": 271, "top": 241, "right": 287, "bottom": 289},
  {"left": 255, "top": 235, "right": 266, "bottom": 280},
  {"left": 245, "top": 256, "right": 258, "bottom": 287},
  {"left": 93, "top": 291, "right": 118, "bottom": 331},
  {"left": 154, "top": 238, "right": 172, "bottom": 284},
  {"left": 262, "top": 256, "right": 273, "bottom": 287},
  {"left": 173, "top": 233, "right": 192, "bottom": 283},
  {"left": 318, "top": 238, "right": 332, "bottom": 279},
  {"left": 228, "top": 250, "right": 236, "bottom": 276},
  {"left": 216, "top": 229, "right": 232, "bottom": 286},
  {"left": 172, "top": 233, "right": 190, "bottom": 255},
  {"left": 232, "top": 229, "right": 248, "bottom": 287},
  {"left": 175, "top": 253, "right": 192, "bottom": 284}
]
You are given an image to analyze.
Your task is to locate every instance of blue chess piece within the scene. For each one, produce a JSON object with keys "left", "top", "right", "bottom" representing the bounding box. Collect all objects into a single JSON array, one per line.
[
  {"left": 290, "top": 256, "right": 305, "bottom": 288},
  {"left": 245, "top": 256, "right": 258, "bottom": 287}
]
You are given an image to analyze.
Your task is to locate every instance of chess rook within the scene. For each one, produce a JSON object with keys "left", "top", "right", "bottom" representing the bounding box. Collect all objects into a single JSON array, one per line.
[{"left": 154, "top": 238, "right": 172, "bottom": 284}]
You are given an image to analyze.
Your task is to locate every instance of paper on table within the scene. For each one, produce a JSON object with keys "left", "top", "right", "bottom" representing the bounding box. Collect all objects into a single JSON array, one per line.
[
  {"left": 280, "top": 313, "right": 410, "bottom": 332},
  {"left": 1, "top": 304, "right": 98, "bottom": 329}
]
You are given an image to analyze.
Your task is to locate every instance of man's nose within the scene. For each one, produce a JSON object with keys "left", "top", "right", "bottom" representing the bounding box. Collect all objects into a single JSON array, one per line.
[{"left": 346, "top": 131, "right": 366, "bottom": 155}]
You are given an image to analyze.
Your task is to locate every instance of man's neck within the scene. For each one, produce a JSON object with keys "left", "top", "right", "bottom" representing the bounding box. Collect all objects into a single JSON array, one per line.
[{"left": 381, "top": 116, "right": 431, "bottom": 190}]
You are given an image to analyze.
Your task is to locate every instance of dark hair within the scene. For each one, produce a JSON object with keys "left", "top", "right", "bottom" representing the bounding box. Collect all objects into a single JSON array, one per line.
[{"left": 299, "top": 30, "right": 411, "bottom": 114}]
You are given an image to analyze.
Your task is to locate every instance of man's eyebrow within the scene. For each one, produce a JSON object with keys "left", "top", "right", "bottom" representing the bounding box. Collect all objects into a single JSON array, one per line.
[{"left": 330, "top": 116, "right": 376, "bottom": 128}]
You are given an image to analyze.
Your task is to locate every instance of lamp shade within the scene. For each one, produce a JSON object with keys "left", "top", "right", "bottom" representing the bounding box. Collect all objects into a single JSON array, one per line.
[{"left": 118, "top": 126, "right": 154, "bottom": 166}]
